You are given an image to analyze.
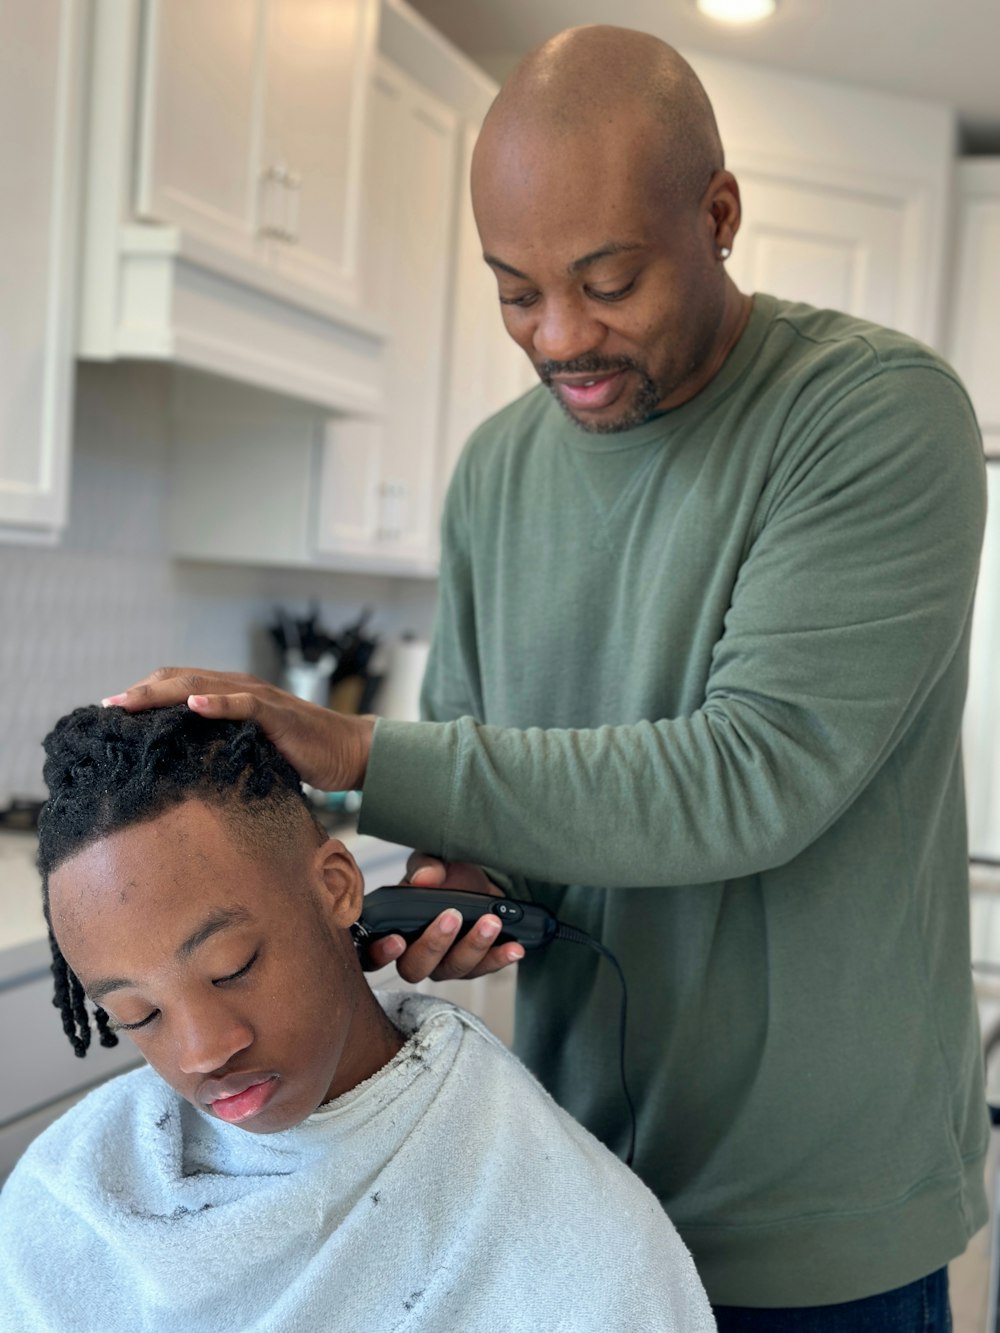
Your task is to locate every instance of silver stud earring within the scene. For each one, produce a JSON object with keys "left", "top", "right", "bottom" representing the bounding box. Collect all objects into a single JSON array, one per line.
[{"left": 719, "top": 246, "right": 732, "bottom": 261}]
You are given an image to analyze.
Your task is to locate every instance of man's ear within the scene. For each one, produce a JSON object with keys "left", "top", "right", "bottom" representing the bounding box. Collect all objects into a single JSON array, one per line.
[
  {"left": 312, "top": 838, "right": 364, "bottom": 929},
  {"left": 704, "top": 169, "right": 742, "bottom": 253}
]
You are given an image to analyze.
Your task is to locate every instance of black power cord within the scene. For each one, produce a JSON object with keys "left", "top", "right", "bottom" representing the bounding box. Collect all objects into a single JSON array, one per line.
[
  {"left": 356, "top": 887, "right": 637, "bottom": 1167},
  {"left": 553, "top": 923, "right": 636, "bottom": 1168}
]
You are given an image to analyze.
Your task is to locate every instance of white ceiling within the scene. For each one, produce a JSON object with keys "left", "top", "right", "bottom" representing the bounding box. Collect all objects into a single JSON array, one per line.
[{"left": 407, "top": 0, "right": 1000, "bottom": 149}]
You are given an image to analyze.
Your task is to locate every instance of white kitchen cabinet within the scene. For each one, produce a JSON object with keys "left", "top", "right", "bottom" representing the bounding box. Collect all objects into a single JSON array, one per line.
[
  {"left": 168, "top": 56, "right": 461, "bottom": 578},
  {"left": 167, "top": 2, "right": 524, "bottom": 578},
  {"left": 136, "top": 0, "right": 375, "bottom": 310},
  {"left": 264, "top": 0, "right": 375, "bottom": 303},
  {"left": 0, "top": 0, "right": 86, "bottom": 540},
  {"left": 134, "top": 0, "right": 260, "bottom": 260},
  {"left": 314, "top": 60, "right": 458, "bottom": 566},
  {"left": 314, "top": 4, "right": 536, "bottom": 571},
  {"left": 438, "top": 119, "right": 537, "bottom": 498},
  {"left": 137, "top": 0, "right": 376, "bottom": 309},
  {"left": 80, "top": 0, "right": 384, "bottom": 416},
  {"left": 730, "top": 171, "right": 906, "bottom": 333},
  {"left": 692, "top": 56, "right": 954, "bottom": 347}
]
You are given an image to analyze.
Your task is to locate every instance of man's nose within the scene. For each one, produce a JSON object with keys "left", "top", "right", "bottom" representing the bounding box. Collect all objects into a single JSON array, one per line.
[
  {"left": 531, "top": 295, "right": 605, "bottom": 364},
  {"left": 175, "top": 1005, "right": 254, "bottom": 1076}
]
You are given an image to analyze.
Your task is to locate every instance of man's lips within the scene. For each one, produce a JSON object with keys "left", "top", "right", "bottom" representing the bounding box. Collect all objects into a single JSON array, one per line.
[
  {"left": 551, "top": 369, "right": 629, "bottom": 411},
  {"left": 201, "top": 1073, "right": 279, "bottom": 1124}
]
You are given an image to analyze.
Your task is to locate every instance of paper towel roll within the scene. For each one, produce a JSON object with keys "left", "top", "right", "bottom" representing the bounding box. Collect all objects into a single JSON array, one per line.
[{"left": 377, "top": 637, "right": 430, "bottom": 721}]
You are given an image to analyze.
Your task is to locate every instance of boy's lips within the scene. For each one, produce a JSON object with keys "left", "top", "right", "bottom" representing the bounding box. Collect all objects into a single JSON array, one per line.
[{"left": 202, "top": 1073, "right": 279, "bottom": 1124}]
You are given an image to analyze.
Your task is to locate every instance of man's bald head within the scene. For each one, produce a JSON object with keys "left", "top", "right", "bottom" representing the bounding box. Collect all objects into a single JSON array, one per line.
[
  {"left": 476, "top": 25, "right": 724, "bottom": 214},
  {"left": 471, "top": 25, "right": 749, "bottom": 432}
]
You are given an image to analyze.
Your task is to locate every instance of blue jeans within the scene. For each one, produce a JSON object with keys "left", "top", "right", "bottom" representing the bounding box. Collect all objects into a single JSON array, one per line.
[{"left": 713, "top": 1268, "right": 952, "bottom": 1332}]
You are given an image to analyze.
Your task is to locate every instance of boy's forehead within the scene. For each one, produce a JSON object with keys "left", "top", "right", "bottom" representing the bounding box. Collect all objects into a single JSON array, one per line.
[{"left": 48, "top": 801, "right": 276, "bottom": 925}]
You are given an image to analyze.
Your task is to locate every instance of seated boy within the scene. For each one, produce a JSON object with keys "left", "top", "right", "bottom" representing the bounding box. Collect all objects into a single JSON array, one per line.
[{"left": 0, "top": 703, "right": 714, "bottom": 1332}]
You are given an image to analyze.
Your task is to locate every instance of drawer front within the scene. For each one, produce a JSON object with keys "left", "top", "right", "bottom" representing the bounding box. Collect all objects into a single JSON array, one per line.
[{"left": 0, "top": 965, "right": 141, "bottom": 1126}]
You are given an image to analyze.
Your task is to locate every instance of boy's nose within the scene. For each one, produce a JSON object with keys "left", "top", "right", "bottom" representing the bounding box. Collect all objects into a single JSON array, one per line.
[{"left": 175, "top": 1008, "right": 254, "bottom": 1077}]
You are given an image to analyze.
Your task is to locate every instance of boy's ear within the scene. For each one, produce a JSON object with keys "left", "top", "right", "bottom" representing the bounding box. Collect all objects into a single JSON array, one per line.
[{"left": 313, "top": 839, "right": 364, "bottom": 928}]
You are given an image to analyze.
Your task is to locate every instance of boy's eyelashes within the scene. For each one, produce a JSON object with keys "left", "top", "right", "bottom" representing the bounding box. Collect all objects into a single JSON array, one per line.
[{"left": 103, "top": 950, "right": 261, "bottom": 1033}]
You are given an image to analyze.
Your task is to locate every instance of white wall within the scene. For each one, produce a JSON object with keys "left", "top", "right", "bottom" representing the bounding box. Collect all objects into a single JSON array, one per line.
[{"left": 0, "top": 361, "right": 437, "bottom": 804}]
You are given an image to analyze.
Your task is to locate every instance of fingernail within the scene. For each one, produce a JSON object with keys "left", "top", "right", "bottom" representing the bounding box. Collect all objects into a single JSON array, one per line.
[
  {"left": 508, "top": 945, "right": 524, "bottom": 962},
  {"left": 384, "top": 936, "right": 405, "bottom": 959},
  {"left": 439, "top": 909, "right": 462, "bottom": 935},
  {"left": 188, "top": 695, "right": 209, "bottom": 709},
  {"left": 411, "top": 868, "right": 434, "bottom": 883},
  {"left": 477, "top": 916, "right": 501, "bottom": 941},
  {"left": 102, "top": 694, "right": 127, "bottom": 707}
]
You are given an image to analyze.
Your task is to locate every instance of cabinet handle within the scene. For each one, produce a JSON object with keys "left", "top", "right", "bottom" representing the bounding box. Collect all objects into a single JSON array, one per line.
[
  {"left": 258, "top": 163, "right": 292, "bottom": 241},
  {"left": 285, "top": 170, "right": 301, "bottom": 245},
  {"left": 378, "top": 480, "right": 407, "bottom": 543}
]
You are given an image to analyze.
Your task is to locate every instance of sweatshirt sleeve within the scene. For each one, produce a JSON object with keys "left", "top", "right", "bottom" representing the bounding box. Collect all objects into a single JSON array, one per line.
[{"left": 360, "top": 364, "right": 986, "bottom": 887}]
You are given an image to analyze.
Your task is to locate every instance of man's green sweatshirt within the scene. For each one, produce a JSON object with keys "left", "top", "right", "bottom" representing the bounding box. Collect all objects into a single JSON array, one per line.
[{"left": 360, "top": 294, "right": 989, "bottom": 1307}]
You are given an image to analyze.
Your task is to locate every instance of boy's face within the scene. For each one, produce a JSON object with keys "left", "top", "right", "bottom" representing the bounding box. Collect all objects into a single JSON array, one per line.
[{"left": 47, "top": 799, "right": 394, "bottom": 1133}]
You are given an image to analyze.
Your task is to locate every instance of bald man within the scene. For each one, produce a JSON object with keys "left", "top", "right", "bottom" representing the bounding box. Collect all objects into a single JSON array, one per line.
[{"left": 115, "top": 25, "right": 987, "bottom": 1331}]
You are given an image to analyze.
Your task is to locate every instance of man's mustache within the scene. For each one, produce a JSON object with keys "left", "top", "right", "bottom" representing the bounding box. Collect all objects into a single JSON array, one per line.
[{"left": 538, "top": 355, "right": 642, "bottom": 382}]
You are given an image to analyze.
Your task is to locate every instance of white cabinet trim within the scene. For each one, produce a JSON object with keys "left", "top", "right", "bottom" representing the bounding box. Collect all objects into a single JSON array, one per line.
[{"left": 0, "top": 0, "right": 86, "bottom": 533}]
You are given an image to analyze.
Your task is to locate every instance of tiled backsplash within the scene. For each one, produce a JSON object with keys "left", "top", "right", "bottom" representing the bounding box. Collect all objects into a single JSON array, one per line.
[{"left": 0, "top": 362, "right": 437, "bottom": 803}]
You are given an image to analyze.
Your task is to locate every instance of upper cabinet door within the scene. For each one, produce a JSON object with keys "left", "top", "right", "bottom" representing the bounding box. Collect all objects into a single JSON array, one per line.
[
  {"left": 134, "top": 0, "right": 262, "bottom": 259},
  {"left": 352, "top": 60, "right": 457, "bottom": 560},
  {"left": 693, "top": 56, "right": 952, "bottom": 348},
  {"left": 133, "top": 0, "right": 376, "bottom": 305},
  {"left": 727, "top": 170, "right": 906, "bottom": 334},
  {"left": 263, "top": 0, "right": 377, "bottom": 307},
  {"left": 0, "top": 0, "right": 85, "bottom": 537}
]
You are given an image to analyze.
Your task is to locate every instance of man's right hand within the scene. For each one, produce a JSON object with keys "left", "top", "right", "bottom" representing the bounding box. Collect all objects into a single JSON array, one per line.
[{"left": 362, "top": 856, "right": 524, "bottom": 982}]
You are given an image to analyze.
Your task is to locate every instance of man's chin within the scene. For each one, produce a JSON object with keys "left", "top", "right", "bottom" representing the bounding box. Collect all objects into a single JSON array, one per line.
[{"left": 548, "top": 386, "right": 659, "bottom": 435}]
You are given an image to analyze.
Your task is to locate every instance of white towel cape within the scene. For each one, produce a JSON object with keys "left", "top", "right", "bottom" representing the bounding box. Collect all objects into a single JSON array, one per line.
[{"left": 0, "top": 993, "right": 715, "bottom": 1332}]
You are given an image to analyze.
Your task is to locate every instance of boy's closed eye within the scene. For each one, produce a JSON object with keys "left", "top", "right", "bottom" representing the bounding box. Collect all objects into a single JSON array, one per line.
[{"left": 104, "top": 950, "right": 261, "bottom": 1033}]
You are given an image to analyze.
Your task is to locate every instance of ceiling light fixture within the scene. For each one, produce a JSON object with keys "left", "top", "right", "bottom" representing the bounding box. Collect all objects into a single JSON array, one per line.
[{"left": 696, "top": 0, "right": 777, "bottom": 23}]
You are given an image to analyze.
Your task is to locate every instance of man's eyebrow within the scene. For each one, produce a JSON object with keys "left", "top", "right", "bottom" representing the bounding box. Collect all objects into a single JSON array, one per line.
[
  {"left": 567, "top": 242, "right": 646, "bottom": 273},
  {"left": 483, "top": 254, "right": 531, "bottom": 280},
  {"left": 84, "top": 907, "right": 253, "bottom": 1002},
  {"left": 483, "top": 241, "right": 646, "bottom": 282}
]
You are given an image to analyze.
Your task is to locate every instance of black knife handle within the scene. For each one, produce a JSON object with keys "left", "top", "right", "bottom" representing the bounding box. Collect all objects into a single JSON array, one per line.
[{"left": 354, "top": 886, "right": 558, "bottom": 950}]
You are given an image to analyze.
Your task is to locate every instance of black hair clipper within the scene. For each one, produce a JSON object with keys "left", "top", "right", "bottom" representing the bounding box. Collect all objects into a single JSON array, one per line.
[{"left": 353, "top": 886, "right": 558, "bottom": 949}]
